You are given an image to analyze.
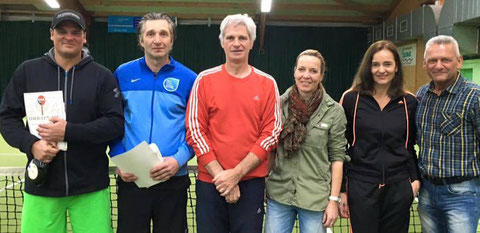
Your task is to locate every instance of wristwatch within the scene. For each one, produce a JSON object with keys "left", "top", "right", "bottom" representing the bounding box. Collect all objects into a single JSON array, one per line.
[{"left": 328, "top": 195, "right": 341, "bottom": 203}]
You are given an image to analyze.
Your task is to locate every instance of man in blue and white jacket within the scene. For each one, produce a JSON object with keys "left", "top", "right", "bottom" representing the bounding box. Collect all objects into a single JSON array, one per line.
[{"left": 109, "top": 12, "right": 197, "bottom": 233}]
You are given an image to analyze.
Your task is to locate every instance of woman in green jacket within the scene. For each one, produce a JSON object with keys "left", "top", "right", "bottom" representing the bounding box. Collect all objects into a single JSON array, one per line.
[{"left": 265, "top": 49, "right": 349, "bottom": 233}]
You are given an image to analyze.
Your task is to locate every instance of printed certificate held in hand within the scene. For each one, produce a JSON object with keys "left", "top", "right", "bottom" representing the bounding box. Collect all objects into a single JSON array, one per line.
[
  {"left": 110, "top": 141, "right": 164, "bottom": 188},
  {"left": 24, "top": 90, "right": 67, "bottom": 151}
]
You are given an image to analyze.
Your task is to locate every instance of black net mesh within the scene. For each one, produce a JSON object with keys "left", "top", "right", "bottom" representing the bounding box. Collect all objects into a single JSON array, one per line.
[{"left": 0, "top": 166, "right": 443, "bottom": 233}]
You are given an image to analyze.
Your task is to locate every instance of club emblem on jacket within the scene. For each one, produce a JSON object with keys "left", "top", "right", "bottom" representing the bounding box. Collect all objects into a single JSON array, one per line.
[{"left": 163, "top": 77, "right": 180, "bottom": 92}]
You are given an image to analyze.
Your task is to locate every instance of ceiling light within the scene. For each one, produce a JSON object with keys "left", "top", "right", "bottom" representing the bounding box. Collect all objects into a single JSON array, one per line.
[
  {"left": 261, "top": 0, "right": 272, "bottom": 13},
  {"left": 45, "top": 0, "right": 60, "bottom": 9}
]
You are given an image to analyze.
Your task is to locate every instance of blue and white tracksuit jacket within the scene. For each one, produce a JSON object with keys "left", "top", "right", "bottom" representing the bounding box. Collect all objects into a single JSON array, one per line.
[{"left": 109, "top": 57, "right": 197, "bottom": 176}]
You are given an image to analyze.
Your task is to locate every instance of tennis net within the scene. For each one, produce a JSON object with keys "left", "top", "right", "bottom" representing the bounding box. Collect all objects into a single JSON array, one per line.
[{"left": 0, "top": 166, "right": 424, "bottom": 233}]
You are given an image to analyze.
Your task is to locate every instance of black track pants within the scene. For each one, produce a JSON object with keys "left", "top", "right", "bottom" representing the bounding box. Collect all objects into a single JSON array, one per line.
[{"left": 348, "top": 178, "right": 414, "bottom": 233}]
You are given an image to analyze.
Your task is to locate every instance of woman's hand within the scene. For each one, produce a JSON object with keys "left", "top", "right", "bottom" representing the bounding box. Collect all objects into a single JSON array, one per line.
[{"left": 322, "top": 201, "right": 339, "bottom": 228}]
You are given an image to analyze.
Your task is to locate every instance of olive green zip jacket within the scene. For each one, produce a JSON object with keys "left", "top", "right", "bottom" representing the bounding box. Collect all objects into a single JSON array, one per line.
[{"left": 266, "top": 87, "right": 350, "bottom": 211}]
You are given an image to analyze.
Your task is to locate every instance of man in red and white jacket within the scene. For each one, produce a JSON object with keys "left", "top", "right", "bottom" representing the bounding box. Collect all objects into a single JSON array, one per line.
[{"left": 186, "top": 13, "right": 282, "bottom": 233}]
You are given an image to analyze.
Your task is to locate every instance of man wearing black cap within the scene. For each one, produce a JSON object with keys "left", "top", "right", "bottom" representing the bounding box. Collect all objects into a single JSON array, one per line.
[{"left": 0, "top": 9, "right": 123, "bottom": 233}]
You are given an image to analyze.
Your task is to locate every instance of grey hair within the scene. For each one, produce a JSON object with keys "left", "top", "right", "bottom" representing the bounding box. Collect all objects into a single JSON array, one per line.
[
  {"left": 218, "top": 14, "right": 256, "bottom": 43},
  {"left": 424, "top": 35, "right": 461, "bottom": 58}
]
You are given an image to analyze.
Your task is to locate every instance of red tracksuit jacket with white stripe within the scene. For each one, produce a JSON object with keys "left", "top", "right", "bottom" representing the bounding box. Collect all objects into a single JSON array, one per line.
[{"left": 186, "top": 64, "right": 282, "bottom": 183}]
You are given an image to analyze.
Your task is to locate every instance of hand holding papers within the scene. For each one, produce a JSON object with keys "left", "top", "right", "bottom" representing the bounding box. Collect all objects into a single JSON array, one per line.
[
  {"left": 24, "top": 91, "right": 67, "bottom": 151},
  {"left": 110, "top": 141, "right": 164, "bottom": 188}
]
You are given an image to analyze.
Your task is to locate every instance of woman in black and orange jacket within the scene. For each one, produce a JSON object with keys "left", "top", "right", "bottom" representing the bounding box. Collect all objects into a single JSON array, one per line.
[{"left": 339, "top": 40, "right": 420, "bottom": 233}]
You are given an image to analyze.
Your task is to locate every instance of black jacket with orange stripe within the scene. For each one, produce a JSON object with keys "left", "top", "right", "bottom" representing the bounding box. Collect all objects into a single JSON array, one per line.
[{"left": 340, "top": 90, "right": 420, "bottom": 191}]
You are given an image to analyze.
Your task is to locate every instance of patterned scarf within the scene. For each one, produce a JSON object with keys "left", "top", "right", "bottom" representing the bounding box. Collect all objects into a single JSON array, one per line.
[{"left": 281, "top": 85, "right": 323, "bottom": 157}]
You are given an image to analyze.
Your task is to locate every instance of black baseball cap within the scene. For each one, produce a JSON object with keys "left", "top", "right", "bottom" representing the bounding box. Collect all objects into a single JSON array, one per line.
[{"left": 51, "top": 9, "right": 86, "bottom": 30}]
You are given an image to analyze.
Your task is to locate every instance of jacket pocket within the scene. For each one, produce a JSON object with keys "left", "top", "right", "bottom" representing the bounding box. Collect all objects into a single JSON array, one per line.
[
  {"left": 301, "top": 144, "right": 330, "bottom": 182},
  {"left": 303, "top": 123, "right": 329, "bottom": 148}
]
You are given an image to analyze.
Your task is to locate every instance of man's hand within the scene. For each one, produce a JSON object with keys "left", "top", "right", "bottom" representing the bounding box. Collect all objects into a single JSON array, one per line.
[
  {"left": 213, "top": 169, "right": 242, "bottom": 196},
  {"left": 339, "top": 192, "right": 350, "bottom": 218},
  {"left": 37, "top": 117, "right": 66, "bottom": 142},
  {"left": 323, "top": 201, "right": 339, "bottom": 228},
  {"left": 225, "top": 185, "right": 241, "bottom": 204},
  {"left": 116, "top": 168, "right": 138, "bottom": 182},
  {"left": 150, "top": 157, "right": 180, "bottom": 181},
  {"left": 31, "top": 140, "right": 59, "bottom": 163}
]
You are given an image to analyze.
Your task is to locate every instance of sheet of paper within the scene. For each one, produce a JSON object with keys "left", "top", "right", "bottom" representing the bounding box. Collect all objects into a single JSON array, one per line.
[
  {"left": 110, "top": 141, "right": 164, "bottom": 188},
  {"left": 24, "top": 91, "right": 67, "bottom": 151}
]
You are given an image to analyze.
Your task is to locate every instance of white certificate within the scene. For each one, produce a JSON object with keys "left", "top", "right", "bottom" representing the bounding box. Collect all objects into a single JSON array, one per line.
[
  {"left": 110, "top": 141, "right": 164, "bottom": 188},
  {"left": 24, "top": 91, "right": 67, "bottom": 151}
]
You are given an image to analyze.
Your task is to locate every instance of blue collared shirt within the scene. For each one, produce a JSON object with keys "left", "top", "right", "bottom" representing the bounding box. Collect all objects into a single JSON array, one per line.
[{"left": 416, "top": 73, "right": 480, "bottom": 178}]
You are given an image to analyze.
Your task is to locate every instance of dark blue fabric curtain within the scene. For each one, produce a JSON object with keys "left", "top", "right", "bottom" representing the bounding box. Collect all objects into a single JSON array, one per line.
[{"left": 0, "top": 21, "right": 368, "bottom": 101}]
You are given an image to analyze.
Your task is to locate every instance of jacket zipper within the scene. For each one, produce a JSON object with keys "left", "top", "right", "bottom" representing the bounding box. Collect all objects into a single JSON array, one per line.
[
  {"left": 379, "top": 101, "right": 386, "bottom": 188},
  {"left": 63, "top": 70, "right": 69, "bottom": 196},
  {"left": 149, "top": 73, "right": 157, "bottom": 143}
]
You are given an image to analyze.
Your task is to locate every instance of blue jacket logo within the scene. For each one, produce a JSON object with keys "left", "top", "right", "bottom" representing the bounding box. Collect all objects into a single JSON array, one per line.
[{"left": 163, "top": 77, "right": 180, "bottom": 92}]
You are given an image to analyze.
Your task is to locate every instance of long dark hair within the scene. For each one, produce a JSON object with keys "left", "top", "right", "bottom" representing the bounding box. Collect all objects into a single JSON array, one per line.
[{"left": 351, "top": 40, "right": 405, "bottom": 97}]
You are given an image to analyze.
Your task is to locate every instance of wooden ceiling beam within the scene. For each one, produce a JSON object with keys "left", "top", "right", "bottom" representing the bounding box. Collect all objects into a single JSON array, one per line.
[
  {"left": 0, "top": 9, "right": 55, "bottom": 16},
  {"left": 1, "top": 9, "right": 380, "bottom": 24},
  {"left": 80, "top": 0, "right": 389, "bottom": 13},
  {"left": 92, "top": 11, "right": 379, "bottom": 23},
  {"left": 91, "top": 11, "right": 231, "bottom": 20},
  {"left": 0, "top": 0, "right": 387, "bottom": 25},
  {"left": 0, "top": 0, "right": 91, "bottom": 19},
  {"left": 332, "top": 0, "right": 389, "bottom": 16},
  {"left": 0, "top": 0, "right": 42, "bottom": 4},
  {"left": 268, "top": 15, "right": 379, "bottom": 23},
  {"left": 0, "top": 0, "right": 92, "bottom": 23},
  {"left": 275, "top": 3, "right": 388, "bottom": 12},
  {"left": 81, "top": 0, "right": 255, "bottom": 8}
]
